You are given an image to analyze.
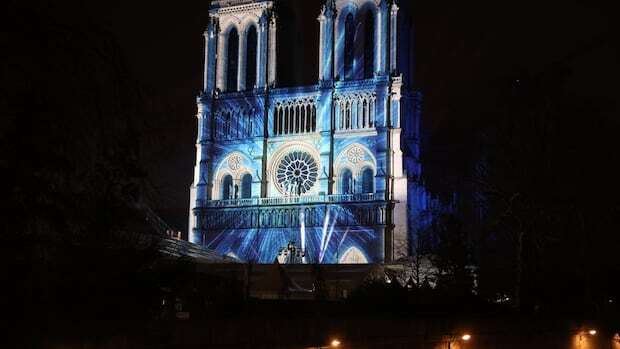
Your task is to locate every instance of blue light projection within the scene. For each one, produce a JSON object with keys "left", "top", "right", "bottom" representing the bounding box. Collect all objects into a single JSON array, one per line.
[
  {"left": 204, "top": 205, "right": 380, "bottom": 264},
  {"left": 189, "top": 0, "right": 425, "bottom": 264}
]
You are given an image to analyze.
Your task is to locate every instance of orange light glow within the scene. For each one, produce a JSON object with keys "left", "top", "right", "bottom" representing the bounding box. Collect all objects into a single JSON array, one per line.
[
  {"left": 331, "top": 339, "right": 341, "bottom": 347},
  {"left": 462, "top": 334, "right": 472, "bottom": 341}
]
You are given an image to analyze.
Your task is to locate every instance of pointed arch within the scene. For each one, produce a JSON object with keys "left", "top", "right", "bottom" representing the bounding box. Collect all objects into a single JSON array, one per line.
[
  {"left": 361, "top": 7, "right": 375, "bottom": 79},
  {"left": 339, "top": 246, "right": 368, "bottom": 264},
  {"left": 226, "top": 27, "right": 239, "bottom": 92},
  {"left": 361, "top": 167, "right": 374, "bottom": 193},
  {"left": 341, "top": 168, "right": 353, "bottom": 194},
  {"left": 241, "top": 173, "right": 253, "bottom": 199},
  {"left": 245, "top": 25, "right": 258, "bottom": 90},
  {"left": 221, "top": 174, "right": 233, "bottom": 200},
  {"left": 344, "top": 13, "right": 355, "bottom": 80}
]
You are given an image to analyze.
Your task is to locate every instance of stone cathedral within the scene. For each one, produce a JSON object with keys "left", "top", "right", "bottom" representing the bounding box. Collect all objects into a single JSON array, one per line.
[{"left": 189, "top": 0, "right": 426, "bottom": 264}]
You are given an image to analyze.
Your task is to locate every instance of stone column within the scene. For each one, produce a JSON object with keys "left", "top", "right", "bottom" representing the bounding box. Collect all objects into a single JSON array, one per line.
[
  {"left": 378, "top": 0, "right": 389, "bottom": 76},
  {"left": 390, "top": 2, "right": 399, "bottom": 74},
  {"left": 238, "top": 30, "right": 247, "bottom": 91},
  {"left": 257, "top": 13, "right": 268, "bottom": 88},
  {"left": 203, "top": 19, "right": 218, "bottom": 93},
  {"left": 189, "top": 96, "right": 212, "bottom": 245},
  {"left": 374, "top": 88, "right": 389, "bottom": 200},
  {"left": 388, "top": 76, "right": 408, "bottom": 259},
  {"left": 268, "top": 14, "right": 277, "bottom": 86},
  {"left": 216, "top": 31, "right": 227, "bottom": 92},
  {"left": 203, "top": 28, "right": 210, "bottom": 91},
  {"left": 318, "top": 2, "right": 335, "bottom": 82}
]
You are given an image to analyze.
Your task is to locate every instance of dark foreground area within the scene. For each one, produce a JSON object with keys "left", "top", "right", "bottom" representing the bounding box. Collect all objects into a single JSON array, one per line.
[{"left": 20, "top": 300, "right": 620, "bottom": 349}]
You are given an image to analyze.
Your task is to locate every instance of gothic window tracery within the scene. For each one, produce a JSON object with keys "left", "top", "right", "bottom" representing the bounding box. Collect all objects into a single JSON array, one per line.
[
  {"left": 273, "top": 99, "right": 317, "bottom": 136},
  {"left": 336, "top": 144, "right": 376, "bottom": 195},
  {"left": 216, "top": 109, "right": 255, "bottom": 140},
  {"left": 338, "top": 245, "right": 369, "bottom": 266},
  {"left": 335, "top": 94, "right": 376, "bottom": 131},
  {"left": 275, "top": 151, "right": 319, "bottom": 195},
  {"left": 340, "top": 3, "right": 376, "bottom": 81}
]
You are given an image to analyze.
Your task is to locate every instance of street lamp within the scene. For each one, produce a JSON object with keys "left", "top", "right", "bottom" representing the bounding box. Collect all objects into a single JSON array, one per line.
[
  {"left": 313, "top": 338, "right": 342, "bottom": 349},
  {"left": 447, "top": 333, "right": 472, "bottom": 349}
]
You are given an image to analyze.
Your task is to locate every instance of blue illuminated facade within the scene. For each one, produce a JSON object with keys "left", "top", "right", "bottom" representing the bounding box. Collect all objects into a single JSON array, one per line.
[{"left": 189, "top": 0, "right": 426, "bottom": 264}]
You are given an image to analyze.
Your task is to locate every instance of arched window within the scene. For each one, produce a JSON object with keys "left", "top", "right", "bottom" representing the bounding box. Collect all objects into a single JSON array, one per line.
[
  {"left": 345, "top": 103, "right": 351, "bottom": 129},
  {"left": 311, "top": 105, "right": 317, "bottom": 132},
  {"left": 241, "top": 174, "right": 252, "bottom": 199},
  {"left": 344, "top": 13, "right": 355, "bottom": 80},
  {"left": 274, "top": 107, "right": 280, "bottom": 135},
  {"left": 339, "top": 246, "right": 368, "bottom": 264},
  {"left": 361, "top": 167, "right": 374, "bottom": 193},
  {"left": 295, "top": 105, "right": 300, "bottom": 133},
  {"left": 225, "top": 112, "right": 232, "bottom": 138},
  {"left": 226, "top": 28, "right": 239, "bottom": 92},
  {"left": 247, "top": 113, "right": 253, "bottom": 137},
  {"left": 362, "top": 10, "right": 375, "bottom": 79},
  {"left": 341, "top": 169, "right": 353, "bottom": 194},
  {"left": 306, "top": 105, "right": 312, "bottom": 132},
  {"left": 362, "top": 99, "right": 368, "bottom": 128},
  {"left": 278, "top": 107, "right": 283, "bottom": 135},
  {"left": 246, "top": 26, "right": 257, "bottom": 90},
  {"left": 222, "top": 175, "right": 233, "bottom": 200},
  {"left": 284, "top": 106, "right": 289, "bottom": 134}
]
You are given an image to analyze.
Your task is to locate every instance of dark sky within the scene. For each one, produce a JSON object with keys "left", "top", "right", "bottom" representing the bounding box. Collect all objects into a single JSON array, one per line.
[{"left": 34, "top": 0, "right": 618, "bottom": 231}]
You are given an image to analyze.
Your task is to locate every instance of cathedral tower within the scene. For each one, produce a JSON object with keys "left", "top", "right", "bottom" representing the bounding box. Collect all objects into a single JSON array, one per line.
[{"left": 189, "top": 0, "right": 423, "bottom": 264}]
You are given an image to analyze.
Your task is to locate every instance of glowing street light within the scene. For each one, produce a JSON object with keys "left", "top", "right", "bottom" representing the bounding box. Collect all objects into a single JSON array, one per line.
[
  {"left": 330, "top": 339, "right": 341, "bottom": 347},
  {"left": 588, "top": 329, "right": 597, "bottom": 336},
  {"left": 447, "top": 333, "right": 472, "bottom": 348}
]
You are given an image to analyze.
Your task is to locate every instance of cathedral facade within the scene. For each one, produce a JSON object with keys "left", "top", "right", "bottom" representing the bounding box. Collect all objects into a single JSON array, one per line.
[{"left": 189, "top": 0, "right": 424, "bottom": 264}]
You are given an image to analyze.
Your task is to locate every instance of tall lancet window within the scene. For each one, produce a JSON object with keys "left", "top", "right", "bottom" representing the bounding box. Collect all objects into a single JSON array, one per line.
[
  {"left": 361, "top": 168, "right": 374, "bottom": 193},
  {"left": 222, "top": 175, "right": 233, "bottom": 200},
  {"left": 344, "top": 13, "right": 355, "bottom": 80},
  {"left": 241, "top": 174, "right": 252, "bottom": 199},
  {"left": 226, "top": 28, "right": 239, "bottom": 92},
  {"left": 246, "top": 26, "right": 257, "bottom": 90},
  {"left": 341, "top": 169, "right": 353, "bottom": 194},
  {"left": 362, "top": 10, "right": 375, "bottom": 79}
]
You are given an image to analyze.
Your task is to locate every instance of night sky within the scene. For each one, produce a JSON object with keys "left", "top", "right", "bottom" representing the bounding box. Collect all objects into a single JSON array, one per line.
[{"left": 21, "top": 0, "right": 618, "bottom": 232}]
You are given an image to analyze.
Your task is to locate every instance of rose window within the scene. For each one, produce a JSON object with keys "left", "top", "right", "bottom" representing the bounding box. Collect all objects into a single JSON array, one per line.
[
  {"left": 346, "top": 146, "right": 365, "bottom": 164},
  {"left": 275, "top": 151, "right": 319, "bottom": 195},
  {"left": 228, "top": 154, "right": 242, "bottom": 171}
]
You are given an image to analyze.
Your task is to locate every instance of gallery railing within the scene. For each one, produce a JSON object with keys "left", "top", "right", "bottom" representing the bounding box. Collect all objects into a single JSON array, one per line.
[
  {"left": 200, "top": 193, "right": 377, "bottom": 208},
  {"left": 195, "top": 198, "right": 388, "bottom": 230}
]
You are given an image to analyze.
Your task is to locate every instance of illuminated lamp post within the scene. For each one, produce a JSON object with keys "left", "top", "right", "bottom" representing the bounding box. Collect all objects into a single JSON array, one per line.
[
  {"left": 576, "top": 328, "right": 597, "bottom": 348},
  {"left": 447, "top": 333, "right": 472, "bottom": 349},
  {"left": 315, "top": 338, "right": 342, "bottom": 349}
]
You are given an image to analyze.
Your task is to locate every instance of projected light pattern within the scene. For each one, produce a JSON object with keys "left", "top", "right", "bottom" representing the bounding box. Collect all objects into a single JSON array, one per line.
[
  {"left": 189, "top": 0, "right": 426, "bottom": 263},
  {"left": 204, "top": 205, "right": 379, "bottom": 264}
]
